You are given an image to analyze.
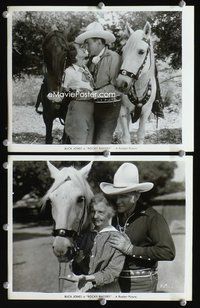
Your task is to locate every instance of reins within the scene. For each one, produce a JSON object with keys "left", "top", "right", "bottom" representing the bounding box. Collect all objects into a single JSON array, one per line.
[
  {"left": 56, "top": 195, "right": 87, "bottom": 292},
  {"left": 120, "top": 38, "right": 154, "bottom": 123},
  {"left": 119, "top": 44, "right": 150, "bottom": 81},
  {"left": 52, "top": 195, "right": 87, "bottom": 240}
]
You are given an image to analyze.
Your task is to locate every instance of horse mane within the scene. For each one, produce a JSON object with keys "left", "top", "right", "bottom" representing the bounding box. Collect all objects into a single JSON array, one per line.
[
  {"left": 42, "top": 30, "right": 69, "bottom": 86},
  {"left": 41, "top": 166, "right": 94, "bottom": 211}
]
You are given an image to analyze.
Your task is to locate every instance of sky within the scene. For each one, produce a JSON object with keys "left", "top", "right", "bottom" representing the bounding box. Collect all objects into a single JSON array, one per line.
[{"left": 173, "top": 161, "right": 185, "bottom": 182}]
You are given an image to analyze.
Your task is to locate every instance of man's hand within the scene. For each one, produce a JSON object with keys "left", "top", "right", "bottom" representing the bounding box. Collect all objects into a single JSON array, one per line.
[
  {"left": 109, "top": 232, "right": 133, "bottom": 255},
  {"left": 77, "top": 275, "right": 87, "bottom": 289}
]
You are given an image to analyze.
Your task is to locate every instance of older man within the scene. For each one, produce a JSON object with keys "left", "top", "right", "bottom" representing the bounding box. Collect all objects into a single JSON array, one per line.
[
  {"left": 75, "top": 22, "right": 122, "bottom": 144},
  {"left": 100, "top": 163, "right": 175, "bottom": 293}
]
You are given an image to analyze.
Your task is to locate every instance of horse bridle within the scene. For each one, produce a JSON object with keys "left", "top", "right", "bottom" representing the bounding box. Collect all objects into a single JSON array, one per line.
[
  {"left": 119, "top": 38, "right": 150, "bottom": 81},
  {"left": 52, "top": 195, "right": 87, "bottom": 240},
  {"left": 49, "top": 178, "right": 88, "bottom": 240}
]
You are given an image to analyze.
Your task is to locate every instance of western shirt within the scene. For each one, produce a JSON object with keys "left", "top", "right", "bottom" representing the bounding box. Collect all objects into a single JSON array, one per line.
[
  {"left": 89, "top": 47, "right": 121, "bottom": 100},
  {"left": 112, "top": 206, "right": 176, "bottom": 270},
  {"left": 63, "top": 64, "right": 94, "bottom": 91}
]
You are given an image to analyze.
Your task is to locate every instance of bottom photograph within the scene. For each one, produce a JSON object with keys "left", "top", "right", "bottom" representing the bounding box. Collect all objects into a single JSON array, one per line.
[{"left": 8, "top": 156, "right": 192, "bottom": 301}]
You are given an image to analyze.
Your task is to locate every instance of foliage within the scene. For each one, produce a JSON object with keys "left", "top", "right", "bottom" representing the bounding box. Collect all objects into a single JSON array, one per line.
[
  {"left": 12, "top": 11, "right": 97, "bottom": 76},
  {"left": 12, "top": 11, "right": 181, "bottom": 76},
  {"left": 13, "top": 161, "right": 182, "bottom": 204},
  {"left": 88, "top": 161, "right": 178, "bottom": 203}
]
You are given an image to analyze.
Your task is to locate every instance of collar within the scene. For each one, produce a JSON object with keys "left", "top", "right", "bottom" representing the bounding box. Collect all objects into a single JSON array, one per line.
[
  {"left": 117, "top": 203, "right": 149, "bottom": 225},
  {"left": 92, "top": 47, "right": 106, "bottom": 65},
  {"left": 72, "top": 64, "right": 87, "bottom": 71},
  {"left": 72, "top": 64, "right": 80, "bottom": 72},
  {"left": 99, "top": 225, "right": 118, "bottom": 233}
]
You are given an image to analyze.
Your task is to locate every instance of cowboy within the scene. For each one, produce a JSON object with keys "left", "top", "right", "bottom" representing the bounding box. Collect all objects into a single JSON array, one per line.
[
  {"left": 100, "top": 163, "right": 175, "bottom": 292},
  {"left": 75, "top": 22, "right": 122, "bottom": 144}
]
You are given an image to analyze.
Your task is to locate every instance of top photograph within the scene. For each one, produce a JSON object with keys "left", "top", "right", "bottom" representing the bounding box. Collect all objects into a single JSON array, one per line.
[{"left": 7, "top": 6, "right": 194, "bottom": 152}]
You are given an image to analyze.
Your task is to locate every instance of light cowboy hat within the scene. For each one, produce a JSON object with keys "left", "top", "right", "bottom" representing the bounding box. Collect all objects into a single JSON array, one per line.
[
  {"left": 100, "top": 163, "right": 154, "bottom": 195},
  {"left": 75, "top": 22, "right": 116, "bottom": 45}
]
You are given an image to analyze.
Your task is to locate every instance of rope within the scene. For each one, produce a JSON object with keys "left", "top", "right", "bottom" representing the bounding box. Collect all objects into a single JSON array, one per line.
[
  {"left": 58, "top": 262, "right": 62, "bottom": 292},
  {"left": 59, "top": 117, "right": 65, "bottom": 125},
  {"left": 56, "top": 197, "right": 87, "bottom": 292},
  {"left": 58, "top": 262, "right": 67, "bottom": 292},
  {"left": 156, "top": 114, "right": 159, "bottom": 143}
]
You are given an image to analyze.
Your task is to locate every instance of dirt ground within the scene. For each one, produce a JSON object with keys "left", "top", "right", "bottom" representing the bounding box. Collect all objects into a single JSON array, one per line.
[
  {"left": 12, "top": 222, "right": 185, "bottom": 293},
  {"left": 12, "top": 105, "right": 182, "bottom": 144}
]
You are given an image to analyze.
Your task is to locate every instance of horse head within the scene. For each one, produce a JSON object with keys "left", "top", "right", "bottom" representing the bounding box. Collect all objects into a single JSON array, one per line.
[
  {"left": 42, "top": 161, "right": 94, "bottom": 262},
  {"left": 42, "top": 27, "right": 77, "bottom": 93},
  {"left": 116, "top": 22, "right": 154, "bottom": 94}
]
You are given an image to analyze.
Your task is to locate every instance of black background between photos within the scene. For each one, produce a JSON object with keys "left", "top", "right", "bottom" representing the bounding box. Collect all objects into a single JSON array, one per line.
[{"left": 0, "top": 0, "right": 199, "bottom": 308}]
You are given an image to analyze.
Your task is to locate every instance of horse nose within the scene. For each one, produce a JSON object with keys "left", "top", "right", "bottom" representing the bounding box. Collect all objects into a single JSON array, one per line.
[
  {"left": 121, "top": 80, "right": 129, "bottom": 90},
  {"left": 53, "top": 246, "right": 66, "bottom": 257},
  {"left": 116, "top": 78, "right": 130, "bottom": 92}
]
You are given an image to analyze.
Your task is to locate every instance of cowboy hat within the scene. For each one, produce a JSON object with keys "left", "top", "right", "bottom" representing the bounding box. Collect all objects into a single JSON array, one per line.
[
  {"left": 75, "top": 22, "right": 116, "bottom": 45},
  {"left": 100, "top": 163, "right": 154, "bottom": 195}
]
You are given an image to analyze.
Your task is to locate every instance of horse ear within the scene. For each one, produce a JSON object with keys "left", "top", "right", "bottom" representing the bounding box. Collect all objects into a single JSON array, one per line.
[
  {"left": 143, "top": 22, "right": 151, "bottom": 40},
  {"left": 80, "top": 161, "right": 93, "bottom": 179},
  {"left": 47, "top": 161, "right": 59, "bottom": 179},
  {"left": 125, "top": 23, "right": 134, "bottom": 38}
]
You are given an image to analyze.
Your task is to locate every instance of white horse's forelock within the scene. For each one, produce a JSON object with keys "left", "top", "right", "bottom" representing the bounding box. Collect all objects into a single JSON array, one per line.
[
  {"left": 41, "top": 166, "right": 93, "bottom": 210},
  {"left": 123, "top": 30, "right": 144, "bottom": 55}
]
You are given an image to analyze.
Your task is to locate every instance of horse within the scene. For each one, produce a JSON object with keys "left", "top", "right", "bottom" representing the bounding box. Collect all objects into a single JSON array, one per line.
[
  {"left": 36, "top": 27, "right": 75, "bottom": 144},
  {"left": 42, "top": 161, "right": 94, "bottom": 262},
  {"left": 116, "top": 22, "right": 157, "bottom": 144}
]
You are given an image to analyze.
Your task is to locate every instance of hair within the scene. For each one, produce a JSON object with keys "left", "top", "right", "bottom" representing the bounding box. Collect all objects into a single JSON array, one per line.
[
  {"left": 65, "top": 42, "right": 77, "bottom": 68},
  {"left": 91, "top": 192, "right": 115, "bottom": 218}
]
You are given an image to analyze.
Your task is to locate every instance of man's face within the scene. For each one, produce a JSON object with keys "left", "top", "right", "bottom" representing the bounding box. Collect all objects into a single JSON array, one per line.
[
  {"left": 114, "top": 192, "right": 140, "bottom": 214},
  {"left": 85, "top": 38, "right": 103, "bottom": 56},
  {"left": 91, "top": 202, "right": 112, "bottom": 230}
]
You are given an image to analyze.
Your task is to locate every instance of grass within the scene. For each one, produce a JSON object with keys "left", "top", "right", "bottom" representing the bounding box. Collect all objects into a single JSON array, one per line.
[{"left": 13, "top": 74, "right": 43, "bottom": 106}]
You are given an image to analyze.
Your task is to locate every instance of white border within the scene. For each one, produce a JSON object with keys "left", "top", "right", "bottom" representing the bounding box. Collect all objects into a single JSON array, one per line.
[
  {"left": 7, "top": 6, "right": 194, "bottom": 152},
  {"left": 7, "top": 155, "right": 193, "bottom": 300}
]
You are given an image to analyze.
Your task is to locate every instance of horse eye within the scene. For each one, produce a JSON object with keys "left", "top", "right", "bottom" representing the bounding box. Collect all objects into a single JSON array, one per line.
[
  {"left": 138, "top": 49, "right": 145, "bottom": 55},
  {"left": 77, "top": 196, "right": 85, "bottom": 203}
]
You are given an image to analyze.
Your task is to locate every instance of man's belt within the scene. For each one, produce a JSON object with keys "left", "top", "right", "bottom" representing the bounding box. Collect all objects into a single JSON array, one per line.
[
  {"left": 120, "top": 268, "right": 157, "bottom": 278},
  {"left": 94, "top": 96, "right": 121, "bottom": 104}
]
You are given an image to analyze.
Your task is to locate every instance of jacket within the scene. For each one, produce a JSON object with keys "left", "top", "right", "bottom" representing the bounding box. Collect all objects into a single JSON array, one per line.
[{"left": 73, "top": 226, "right": 125, "bottom": 291}]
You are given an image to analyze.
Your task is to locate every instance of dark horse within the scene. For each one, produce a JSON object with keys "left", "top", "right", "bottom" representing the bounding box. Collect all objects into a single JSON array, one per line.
[{"left": 36, "top": 28, "right": 75, "bottom": 144}]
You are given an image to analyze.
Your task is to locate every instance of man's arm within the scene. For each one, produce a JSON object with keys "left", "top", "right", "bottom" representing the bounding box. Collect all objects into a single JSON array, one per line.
[
  {"left": 110, "top": 213, "right": 175, "bottom": 261},
  {"left": 91, "top": 249, "right": 125, "bottom": 287},
  {"left": 132, "top": 213, "right": 175, "bottom": 261}
]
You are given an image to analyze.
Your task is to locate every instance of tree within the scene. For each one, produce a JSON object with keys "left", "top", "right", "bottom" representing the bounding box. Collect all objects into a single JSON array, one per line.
[
  {"left": 106, "top": 11, "right": 181, "bottom": 69},
  {"left": 13, "top": 161, "right": 178, "bottom": 203},
  {"left": 12, "top": 11, "right": 182, "bottom": 76},
  {"left": 12, "top": 11, "right": 97, "bottom": 76},
  {"left": 88, "top": 161, "right": 177, "bottom": 202}
]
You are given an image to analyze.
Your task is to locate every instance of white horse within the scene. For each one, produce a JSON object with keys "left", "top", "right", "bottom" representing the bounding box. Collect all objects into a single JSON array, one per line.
[
  {"left": 116, "top": 22, "right": 157, "bottom": 144},
  {"left": 42, "top": 161, "right": 93, "bottom": 261}
]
